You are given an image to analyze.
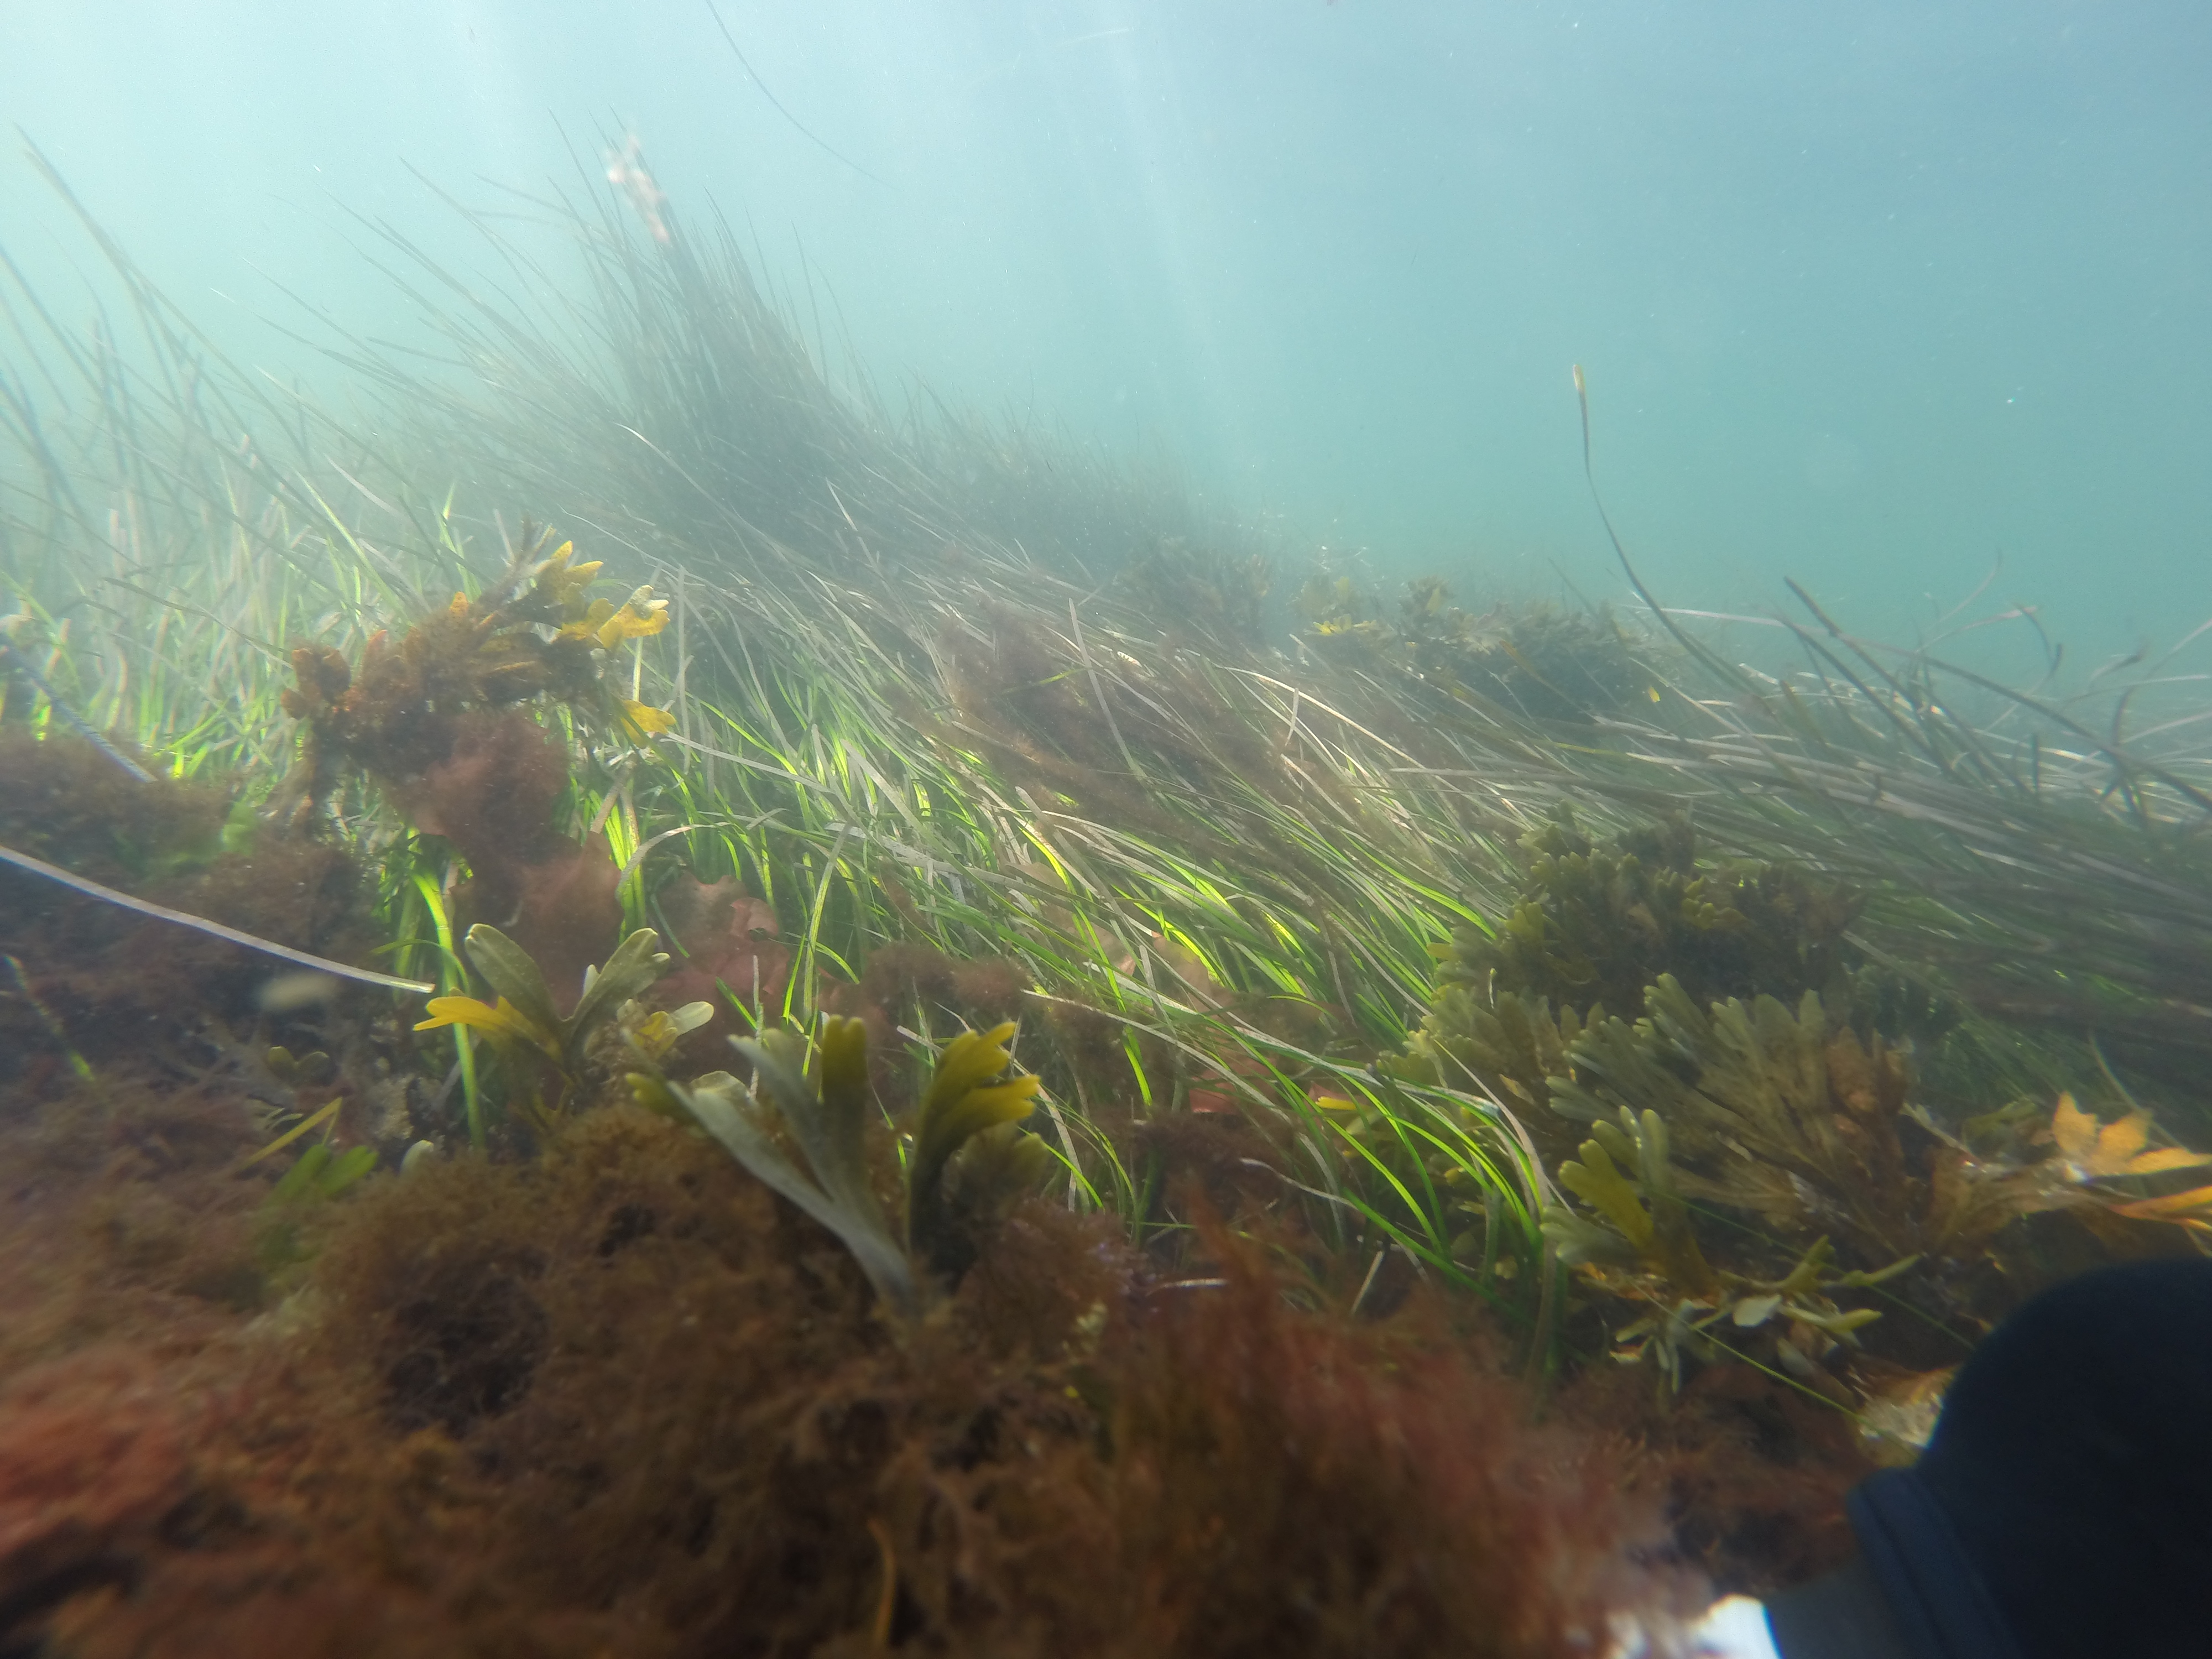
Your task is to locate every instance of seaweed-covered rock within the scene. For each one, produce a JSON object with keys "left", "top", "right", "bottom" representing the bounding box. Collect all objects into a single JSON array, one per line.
[
  {"left": 1297, "top": 578, "right": 1656, "bottom": 723},
  {"left": 274, "top": 527, "right": 672, "bottom": 1010},
  {"left": 0, "top": 732, "right": 373, "bottom": 1068},
  {"left": 1476, "top": 816, "right": 1861, "bottom": 1022},
  {"left": 1553, "top": 975, "right": 2048, "bottom": 1276},
  {"left": 1389, "top": 815, "right": 1864, "bottom": 1152},
  {"left": 1385, "top": 984, "right": 1589, "bottom": 1141}
]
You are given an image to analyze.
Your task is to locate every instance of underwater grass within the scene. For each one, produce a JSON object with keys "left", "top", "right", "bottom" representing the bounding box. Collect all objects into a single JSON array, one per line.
[{"left": 6, "top": 139, "right": 2211, "bottom": 1369}]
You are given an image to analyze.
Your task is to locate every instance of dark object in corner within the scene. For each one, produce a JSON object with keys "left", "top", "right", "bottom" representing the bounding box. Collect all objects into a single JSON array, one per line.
[{"left": 1766, "top": 1257, "right": 2212, "bottom": 1659}]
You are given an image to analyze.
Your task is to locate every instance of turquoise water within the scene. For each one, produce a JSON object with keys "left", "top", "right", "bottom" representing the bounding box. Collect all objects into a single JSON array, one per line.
[{"left": 5, "top": 0, "right": 2206, "bottom": 663}]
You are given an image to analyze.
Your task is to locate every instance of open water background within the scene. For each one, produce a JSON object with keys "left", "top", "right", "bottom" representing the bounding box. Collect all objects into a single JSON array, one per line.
[{"left": 4, "top": 1, "right": 2207, "bottom": 672}]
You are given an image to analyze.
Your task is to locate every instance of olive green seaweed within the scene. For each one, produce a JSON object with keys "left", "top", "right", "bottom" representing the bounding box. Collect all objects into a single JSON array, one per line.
[
  {"left": 1550, "top": 974, "right": 2042, "bottom": 1270},
  {"left": 413, "top": 924, "right": 710, "bottom": 1124},
  {"left": 632, "top": 1018, "right": 1046, "bottom": 1319}
]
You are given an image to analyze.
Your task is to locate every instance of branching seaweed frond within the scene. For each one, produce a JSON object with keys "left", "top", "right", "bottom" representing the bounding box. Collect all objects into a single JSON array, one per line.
[
  {"left": 633, "top": 1015, "right": 1045, "bottom": 1319},
  {"left": 414, "top": 925, "right": 705, "bottom": 1125},
  {"left": 415, "top": 924, "right": 673, "bottom": 1065},
  {"left": 907, "top": 1020, "right": 1045, "bottom": 1267},
  {"left": 638, "top": 1020, "right": 920, "bottom": 1317},
  {"left": 1543, "top": 1107, "right": 1717, "bottom": 1297}
]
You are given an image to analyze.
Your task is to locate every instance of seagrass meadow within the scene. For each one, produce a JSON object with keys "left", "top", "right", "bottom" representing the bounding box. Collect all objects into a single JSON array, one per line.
[{"left": 2, "top": 153, "right": 2210, "bottom": 1658}]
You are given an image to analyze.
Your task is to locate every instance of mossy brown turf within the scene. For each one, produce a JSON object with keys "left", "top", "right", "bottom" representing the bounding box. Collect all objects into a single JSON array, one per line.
[
  {"left": 0, "top": 732, "right": 2065, "bottom": 1655},
  {"left": 0, "top": 1077, "right": 1711, "bottom": 1657},
  {"left": 0, "top": 731, "right": 373, "bottom": 1077}
]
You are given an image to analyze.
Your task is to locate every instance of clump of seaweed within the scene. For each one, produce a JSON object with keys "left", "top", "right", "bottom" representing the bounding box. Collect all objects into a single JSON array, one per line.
[
  {"left": 1102, "top": 1213, "right": 1683, "bottom": 1657},
  {"left": 0, "top": 731, "right": 377, "bottom": 1074},
  {"left": 1388, "top": 813, "right": 1866, "bottom": 1148},
  {"left": 634, "top": 1017, "right": 1052, "bottom": 1318},
  {"left": 1470, "top": 814, "right": 1862, "bottom": 1022},
  {"left": 1384, "top": 964, "right": 1592, "bottom": 1136},
  {"left": 1551, "top": 975, "right": 2041, "bottom": 1278},
  {"left": 654, "top": 875, "right": 792, "bottom": 1039},
  {"left": 413, "top": 921, "right": 710, "bottom": 1133},
  {"left": 278, "top": 524, "right": 670, "bottom": 821},
  {"left": 232, "top": 1101, "right": 1679, "bottom": 1657},
  {"left": 1536, "top": 974, "right": 2209, "bottom": 1397},
  {"left": 1540, "top": 1097, "right": 1913, "bottom": 1396},
  {"left": 1558, "top": 1354, "right": 1872, "bottom": 1594},
  {"left": 278, "top": 525, "right": 671, "bottom": 1010},
  {"left": 1297, "top": 575, "right": 1656, "bottom": 722}
]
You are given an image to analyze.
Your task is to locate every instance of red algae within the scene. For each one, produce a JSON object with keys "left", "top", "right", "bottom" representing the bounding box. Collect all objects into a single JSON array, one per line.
[
  {"left": 394, "top": 711, "right": 621, "bottom": 1016},
  {"left": 0, "top": 732, "right": 373, "bottom": 1066},
  {"left": 0, "top": 1070, "right": 1702, "bottom": 1657},
  {"left": 1561, "top": 1359, "right": 1873, "bottom": 1598},
  {"left": 0, "top": 736, "right": 1880, "bottom": 1657},
  {"left": 657, "top": 874, "right": 794, "bottom": 1045},
  {"left": 1099, "top": 1218, "right": 1682, "bottom": 1658}
]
